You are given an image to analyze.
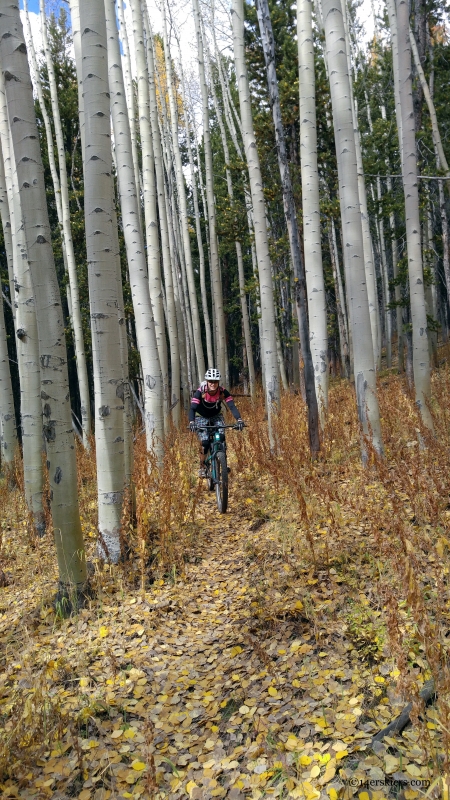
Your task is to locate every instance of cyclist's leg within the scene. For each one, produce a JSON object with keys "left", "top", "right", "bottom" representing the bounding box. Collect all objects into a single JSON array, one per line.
[{"left": 196, "top": 416, "right": 210, "bottom": 475}]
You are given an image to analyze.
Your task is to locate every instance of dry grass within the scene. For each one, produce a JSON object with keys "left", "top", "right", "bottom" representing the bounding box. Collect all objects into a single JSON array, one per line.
[{"left": 1, "top": 362, "right": 450, "bottom": 796}]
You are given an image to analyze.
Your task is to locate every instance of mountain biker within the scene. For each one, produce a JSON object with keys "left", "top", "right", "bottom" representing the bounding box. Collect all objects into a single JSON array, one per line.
[{"left": 189, "top": 369, "right": 244, "bottom": 477}]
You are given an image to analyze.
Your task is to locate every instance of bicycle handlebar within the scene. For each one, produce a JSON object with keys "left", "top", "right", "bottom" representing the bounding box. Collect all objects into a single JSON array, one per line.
[{"left": 188, "top": 423, "right": 245, "bottom": 430}]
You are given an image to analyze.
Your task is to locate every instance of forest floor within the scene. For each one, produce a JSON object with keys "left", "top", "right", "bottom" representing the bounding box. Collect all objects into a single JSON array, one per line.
[{"left": 1, "top": 365, "right": 450, "bottom": 800}]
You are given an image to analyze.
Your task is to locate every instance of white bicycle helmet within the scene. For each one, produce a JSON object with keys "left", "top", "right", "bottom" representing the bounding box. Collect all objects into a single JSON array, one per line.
[{"left": 204, "top": 368, "right": 221, "bottom": 381}]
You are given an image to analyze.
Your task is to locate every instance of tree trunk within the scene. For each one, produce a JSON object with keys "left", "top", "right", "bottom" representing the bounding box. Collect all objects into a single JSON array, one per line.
[
  {"left": 341, "top": 0, "right": 381, "bottom": 368},
  {"left": 0, "top": 290, "right": 16, "bottom": 470},
  {"left": 409, "top": 28, "right": 449, "bottom": 175},
  {"left": 145, "top": 17, "right": 181, "bottom": 426},
  {"left": 255, "top": 0, "right": 320, "bottom": 449},
  {"left": 162, "top": 1, "right": 205, "bottom": 382},
  {"left": 184, "top": 93, "right": 214, "bottom": 370},
  {"left": 296, "top": 0, "right": 329, "bottom": 417},
  {"left": 117, "top": 0, "right": 141, "bottom": 200},
  {"left": 78, "top": 0, "right": 125, "bottom": 562},
  {"left": 0, "top": 0, "right": 86, "bottom": 584},
  {"left": 105, "top": 0, "right": 164, "bottom": 459},
  {"left": 0, "top": 75, "right": 44, "bottom": 530},
  {"left": 192, "top": 0, "right": 226, "bottom": 378},
  {"left": 0, "top": 136, "right": 14, "bottom": 321},
  {"left": 395, "top": 0, "right": 433, "bottom": 429},
  {"left": 207, "top": 59, "right": 256, "bottom": 397},
  {"left": 231, "top": 0, "right": 283, "bottom": 450},
  {"left": 68, "top": 0, "right": 85, "bottom": 157},
  {"left": 323, "top": 0, "right": 383, "bottom": 456},
  {"left": 39, "top": 0, "right": 91, "bottom": 447},
  {"left": 129, "top": 0, "right": 168, "bottom": 405},
  {"left": 328, "top": 219, "right": 350, "bottom": 378}
]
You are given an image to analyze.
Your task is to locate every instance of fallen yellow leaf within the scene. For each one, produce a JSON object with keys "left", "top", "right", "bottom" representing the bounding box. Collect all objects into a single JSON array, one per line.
[
  {"left": 268, "top": 686, "right": 278, "bottom": 697},
  {"left": 186, "top": 780, "right": 198, "bottom": 797},
  {"left": 131, "top": 760, "right": 146, "bottom": 771}
]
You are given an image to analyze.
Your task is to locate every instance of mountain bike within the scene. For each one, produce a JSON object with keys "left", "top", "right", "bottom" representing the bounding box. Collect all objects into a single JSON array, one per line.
[{"left": 193, "top": 423, "right": 242, "bottom": 514}]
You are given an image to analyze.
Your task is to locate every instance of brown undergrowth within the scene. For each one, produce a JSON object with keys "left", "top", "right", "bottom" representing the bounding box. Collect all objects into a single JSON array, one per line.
[{"left": 0, "top": 367, "right": 450, "bottom": 798}]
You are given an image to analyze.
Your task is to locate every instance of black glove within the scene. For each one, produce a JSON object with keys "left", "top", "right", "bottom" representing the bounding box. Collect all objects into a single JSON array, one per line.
[
  {"left": 189, "top": 421, "right": 197, "bottom": 432},
  {"left": 236, "top": 419, "right": 245, "bottom": 431}
]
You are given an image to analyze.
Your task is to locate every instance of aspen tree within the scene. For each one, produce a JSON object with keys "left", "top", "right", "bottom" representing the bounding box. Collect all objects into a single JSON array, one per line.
[
  {"left": 322, "top": 0, "right": 383, "bottom": 455},
  {"left": 0, "top": 291, "right": 16, "bottom": 470},
  {"left": 105, "top": 0, "right": 163, "bottom": 458},
  {"left": 38, "top": 0, "right": 91, "bottom": 447},
  {"left": 231, "top": 0, "right": 282, "bottom": 449},
  {"left": 0, "top": 136, "right": 13, "bottom": 320},
  {"left": 0, "top": 0, "right": 87, "bottom": 583},
  {"left": 129, "top": 0, "right": 168, "bottom": 403},
  {"left": 111, "top": 196, "right": 133, "bottom": 487},
  {"left": 185, "top": 98, "right": 214, "bottom": 369},
  {"left": 386, "top": 0, "right": 406, "bottom": 371},
  {"left": 78, "top": 0, "right": 125, "bottom": 562},
  {"left": 409, "top": 28, "right": 449, "bottom": 176},
  {"left": 161, "top": 0, "right": 205, "bottom": 381},
  {"left": 328, "top": 219, "right": 350, "bottom": 377},
  {"left": 117, "top": 0, "right": 141, "bottom": 201},
  {"left": 395, "top": 0, "right": 433, "bottom": 429},
  {"left": 0, "top": 74, "right": 44, "bottom": 525},
  {"left": 2, "top": 57, "right": 43, "bottom": 535},
  {"left": 341, "top": 0, "right": 380, "bottom": 368},
  {"left": 68, "top": 0, "right": 84, "bottom": 156},
  {"left": 144, "top": 16, "right": 181, "bottom": 425},
  {"left": 206, "top": 57, "right": 256, "bottom": 395},
  {"left": 251, "top": 0, "right": 319, "bottom": 447},
  {"left": 296, "top": 0, "right": 329, "bottom": 416},
  {"left": 191, "top": 0, "right": 226, "bottom": 377}
]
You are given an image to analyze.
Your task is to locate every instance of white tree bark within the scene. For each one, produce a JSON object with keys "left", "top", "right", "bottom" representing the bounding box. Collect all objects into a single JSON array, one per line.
[
  {"left": 341, "top": 0, "right": 381, "bottom": 368},
  {"left": 68, "top": 0, "right": 84, "bottom": 158},
  {"left": 409, "top": 27, "right": 449, "bottom": 175},
  {"left": 231, "top": 0, "right": 281, "bottom": 445},
  {"left": 0, "top": 129, "right": 16, "bottom": 467},
  {"left": 0, "top": 290, "right": 16, "bottom": 468},
  {"left": 145, "top": 17, "right": 181, "bottom": 425},
  {"left": 161, "top": 1, "right": 205, "bottom": 382},
  {"left": 105, "top": 0, "right": 163, "bottom": 458},
  {"left": 0, "top": 1, "right": 86, "bottom": 582},
  {"left": 0, "top": 135, "right": 14, "bottom": 319},
  {"left": 117, "top": 0, "right": 141, "bottom": 200},
  {"left": 78, "top": 0, "right": 126, "bottom": 561},
  {"left": 0, "top": 75, "right": 43, "bottom": 525},
  {"left": 38, "top": 0, "right": 91, "bottom": 447},
  {"left": 207, "top": 59, "right": 256, "bottom": 395},
  {"left": 328, "top": 219, "right": 350, "bottom": 376},
  {"left": 297, "top": 0, "right": 329, "bottom": 415},
  {"left": 322, "top": 0, "right": 383, "bottom": 454},
  {"left": 185, "top": 99, "right": 214, "bottom": 370},
  {"left": 395, "top": 0, "right": 433, "bottom": 428},
  {"left": 129, "top": 0, "right": 168, "bottom": 402},
  {"left": 191, "top": 0, "right": 226, "bottom": 378}
]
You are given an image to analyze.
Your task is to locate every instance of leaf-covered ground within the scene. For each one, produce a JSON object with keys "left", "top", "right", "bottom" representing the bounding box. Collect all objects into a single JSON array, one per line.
[{"left": 1, "top": 370, "right": 450, "bottom": 800}]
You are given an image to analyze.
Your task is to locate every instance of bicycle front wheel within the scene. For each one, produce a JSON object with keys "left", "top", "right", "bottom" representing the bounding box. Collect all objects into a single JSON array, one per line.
[{"left": 215, "top": 450, "right": 228, "bottom": 513}]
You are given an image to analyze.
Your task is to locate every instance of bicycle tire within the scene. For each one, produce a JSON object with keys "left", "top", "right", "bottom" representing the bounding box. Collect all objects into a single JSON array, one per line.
[{"left": 215, "top": 450, "right": 228, "bottom": 513}]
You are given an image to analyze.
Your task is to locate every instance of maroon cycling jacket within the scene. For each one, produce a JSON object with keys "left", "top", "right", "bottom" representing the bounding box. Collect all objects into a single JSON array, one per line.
[{"left": 189, "top": 386, "right": 241, "bottom": 421}]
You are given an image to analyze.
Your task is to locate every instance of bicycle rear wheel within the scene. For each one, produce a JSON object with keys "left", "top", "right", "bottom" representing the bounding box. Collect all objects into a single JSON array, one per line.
[{"left": 215, "top": 450, "right": 228, "bottom": 513}]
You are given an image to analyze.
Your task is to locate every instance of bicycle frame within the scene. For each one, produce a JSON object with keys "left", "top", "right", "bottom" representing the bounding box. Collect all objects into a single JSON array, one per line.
[
  {"left": 205, "top": 431, "right": 226, "bottom": 485},
  {"left": 197, "top": 424, "right": 238, "bottom": 485}
]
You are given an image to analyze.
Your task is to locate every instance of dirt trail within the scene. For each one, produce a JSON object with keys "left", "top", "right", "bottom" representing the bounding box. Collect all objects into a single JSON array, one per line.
[{"left": 0, "top": 473, "right": 404, "bottom": 799}]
